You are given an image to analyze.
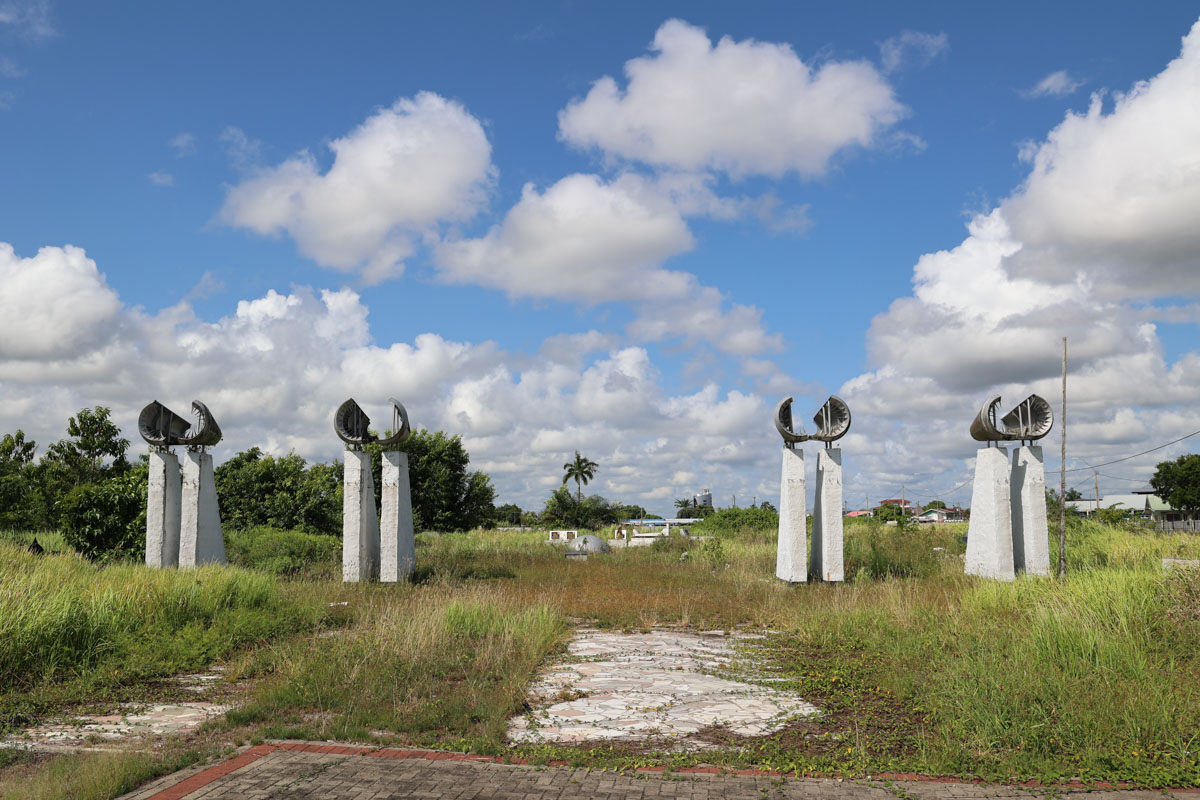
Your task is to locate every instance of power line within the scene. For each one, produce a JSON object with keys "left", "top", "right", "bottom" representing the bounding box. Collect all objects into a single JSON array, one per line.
[{"left": 1047, "top": 428, "right": 1200, "bottom": 475}]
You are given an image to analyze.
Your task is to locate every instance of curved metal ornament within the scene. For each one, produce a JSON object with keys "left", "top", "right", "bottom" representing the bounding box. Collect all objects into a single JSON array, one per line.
[
  {"left": 138, "top": 400, "right": 190, "bottom": 447},
  {"left": 335, "top": 398, "right": 374, "bottom": 447},
  {"left": 375, "top": 398, "right": 412, "bottom": 447},
  {"left": 970, "top": 394, "right": 1053, "bottom": 442},
  {"left": 811, "top": 395, "right": 851, "bottom": 443},
  {"left": 180, "top": 400, "right": 222, "bottom": 448},
  {"left": 774, "top": 396, "right": 810, "bottom": 445}
]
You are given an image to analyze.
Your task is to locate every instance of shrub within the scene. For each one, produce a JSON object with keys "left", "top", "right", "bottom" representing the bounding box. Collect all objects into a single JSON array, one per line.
[
  {"left": 691, "top": 506, "right": 779, "bottom": 537},
  {"left": 58, "top": 466, "right": 147, "bottom": 562},
  {"left": 225, "top": 527, "right": 341, "bottom": 579}
]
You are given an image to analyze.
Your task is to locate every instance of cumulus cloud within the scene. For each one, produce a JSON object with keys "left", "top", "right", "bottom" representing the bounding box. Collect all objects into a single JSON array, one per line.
[
  {"left": 0, "top": 244, "right": 123, "bottom": 360},
  {"left": 0, "top": 0, "right": 55, "bottom": 40},
  {"left": 147, "top": 171, "right": 174, "bottom": 187},
  {"left": 0, "top": 242, "right": 792, "bottom": 511},
  {"left": 838, "top": 21, "right": 1200, "bottom": 505},
  {"left": 1001, "top": 22, "right": 1200, "bottom": 296},
  {"left": 1024, "top": 69, "right": 1084, "bottom": 98},
  {"left": 220, "top": 93, "right": 495, "bottom": 282},
  {"left": 558, "top": 18, "right": 906, "bottom": 178},
  {"left": 436, "top": 173, "right": 693, "bottom": 303},
  {"left": 879, "top": 30, "right": 948, "bottom": 73}
]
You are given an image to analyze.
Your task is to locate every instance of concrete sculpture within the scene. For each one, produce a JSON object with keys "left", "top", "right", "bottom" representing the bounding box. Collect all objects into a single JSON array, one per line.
[
  {"left": 773, "top": 395, "right": 851, "bottom": 583},
  {"left": 335, "top": 397, "right": 415, "bottom": 583},
  {"left": 138, "top": 400, "right": 226, "bottom": 568},
  {"left": 966, "top": 394, "right": 1053, "bottom": 579}
]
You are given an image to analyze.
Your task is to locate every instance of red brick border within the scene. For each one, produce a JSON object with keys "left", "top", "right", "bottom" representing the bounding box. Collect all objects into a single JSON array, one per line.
[{"left": 143, "top": 742, "right": 1200, "bottom": 799}]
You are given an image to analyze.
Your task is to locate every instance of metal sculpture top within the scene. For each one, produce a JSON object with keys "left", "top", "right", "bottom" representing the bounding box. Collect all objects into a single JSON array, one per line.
[
  {"left": 334, "top": 397, "right": 412, "bottom": 448},
  {"left": 138, "top": 400, "right": 223, "bottom": 449},
  {"left": 774, "top": 395, "right": 852, "bottom": 447},
  {"left": 969, "top": 394, "right": 1053, "bottom": 443}
]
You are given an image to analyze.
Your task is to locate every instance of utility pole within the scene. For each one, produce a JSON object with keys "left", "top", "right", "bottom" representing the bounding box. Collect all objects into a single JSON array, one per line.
[
  {"left": 901, "top": 484, "right": 906, "bottom": 515},
  {"left": 1093, "top": 471, "right": 1100, "bottom": 507},
  {"left": 1059, "top": 337, "right": 1068, "bottom": 579}
]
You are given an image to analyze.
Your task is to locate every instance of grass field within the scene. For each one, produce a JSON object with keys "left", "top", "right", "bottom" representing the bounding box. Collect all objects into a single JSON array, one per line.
[{"left": 1, "top": 519, "right": 1199, "bottom": 798}]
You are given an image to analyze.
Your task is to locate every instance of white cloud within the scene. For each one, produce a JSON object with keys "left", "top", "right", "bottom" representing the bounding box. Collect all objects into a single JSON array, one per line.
[
  {"left": 0, "top": 243, "right": 793, "bottom": 512},
  {"left": 219, "top": 126, "right": 263, "bottom": 172},
  {"left": 1002, "top": 22, "right": 1200, "bottom": 296},
  {"left": 0, "top": 244, "right": 122, "bottom": 360},
  {"left": 220, "top": 92, "right": 495, "bottom": 282},
  {"left": 0, "top": 56, "right": 26, "bottom": 78},
  {"left": 558, "top": 18, "right": 906, "bottom": 178},
  {"left": 1024, "top": 69, "right": 1084, "bottom": 98},
  {"left": 170, "top": 132, "right": 197, "bottom": 157},
  {"left": 148, "top": 171, "right": 174, "bottom": 187},
  {"left": 879, "top": 30, "right": 948, "bottom": 73},
  {"left": 436, "top": 172, "right": 693, "bottom": 303},
  {"left": 0, "top": 0, "right": 55, "bottom": 40},
  {"left": 627, "top": 282, "right": 784, "bottom": 356},
  {"left": 838, "top": 21, "right": 1200, "bottom": 505}
]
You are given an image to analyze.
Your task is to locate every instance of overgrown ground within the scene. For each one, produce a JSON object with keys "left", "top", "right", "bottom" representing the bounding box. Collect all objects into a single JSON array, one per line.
[{"left": 2, "top": 519, "right": 1199, "bottom": 799}]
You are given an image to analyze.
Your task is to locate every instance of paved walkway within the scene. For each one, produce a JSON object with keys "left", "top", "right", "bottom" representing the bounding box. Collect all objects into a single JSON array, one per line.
[
  {"left": 509, "top": 629, "right": 816, "bottom": 748},
  {"left": 119, "top": 743, "right": 1197, "bottom": 800}
]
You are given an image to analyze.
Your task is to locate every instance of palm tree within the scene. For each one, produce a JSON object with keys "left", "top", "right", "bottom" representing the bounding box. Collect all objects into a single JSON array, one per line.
[
  {"left": 562, "top": 450, "right": 598, "bottom": 503},
  {"left": 674, "top": 498, "right": 693, "bottom": 514}
]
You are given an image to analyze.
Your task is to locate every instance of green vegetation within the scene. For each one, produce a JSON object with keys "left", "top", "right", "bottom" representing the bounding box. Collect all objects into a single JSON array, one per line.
[
  {"left": 3, "top": 518, "right": 1200, "bottom": 797},
  {"left": 1151, "top": 453, "right": 1200, "bottom": 518}
]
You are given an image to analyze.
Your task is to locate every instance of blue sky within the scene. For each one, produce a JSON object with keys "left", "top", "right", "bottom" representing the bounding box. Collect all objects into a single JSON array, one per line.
[{"left": 2, "top": 1, "right": 1199, "bottom": 514}]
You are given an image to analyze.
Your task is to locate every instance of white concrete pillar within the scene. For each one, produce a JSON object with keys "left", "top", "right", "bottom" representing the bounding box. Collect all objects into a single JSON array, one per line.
[
  {"left": 145, "top": 450, "right": 181, "bottom": 568},
  {"left": 810, "top": 447, "right": 844, "bottom": 582},
  {"left": 1011, "top": 445, "right": 1051, "bottom": 576},
  {"left": 342, "top": 450, "right": 380, "bottom": 582},
  {"left": 775, "top": 447, "right": 807, "bottom": 583},
  {"left": 380, "top": 450, "right": 415, "bottom": 582},
  {"left": 179, "top": 450, "right": 226, "bottom": 567},
  {"left": 965, "top": 446, "right": 1014, "bottom": 581}
]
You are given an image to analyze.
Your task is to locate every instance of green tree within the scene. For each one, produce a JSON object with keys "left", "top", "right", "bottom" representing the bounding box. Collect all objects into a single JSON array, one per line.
[
  {"left": 674, "top": 498, "right": 693, "bottom": 514},
  {"left": 368, "top": 429, "right": 496, "bottom": 532},
  {"left": 43, "top": 406, "right": 130, "bottom": 487},
  {"left": 1150, "top": 454, "right": 1200, "bottom": 519},
  {"left": 495, "top": 503, "right": 523, "bottom": 526},
  {"left": 562, "top": 450, "right": 598, "bottom": 503},
  {"left": 0, "top": 430, "right": 37, "bottom": 465},
  {"left": 923, "top": 500, "right": 947, "bottom": 511},
  {"left": 542, "top": 488, "right": 619, "bottom": 529},
  {"left": 59, "top": 463, "right": 147, "bottom": 561},
  {"left": 215, "top": 448, "right": 342, "bottom": 535}
]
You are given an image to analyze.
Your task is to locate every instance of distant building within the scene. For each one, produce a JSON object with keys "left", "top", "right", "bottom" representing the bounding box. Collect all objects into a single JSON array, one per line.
[
  {"left": 693, "top": 489, "right": 713, "bottom": 508},
  {"left": 844, "top": 509, "right": 872, "bottom": 518},
  {"left": 1065, "top": 493, "right": 1177, "bottom": 522},
  {"left": 872, "top": 499, "right": 916, "bottom": 515},
  {"left": 916, "top": 507, "right": 967, "bottom": 524}
]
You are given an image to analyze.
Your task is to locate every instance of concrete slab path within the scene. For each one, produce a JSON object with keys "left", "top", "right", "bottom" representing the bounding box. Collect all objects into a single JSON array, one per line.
[{"left": 119, "top": 742, "right": 1199, "bottom": 800}]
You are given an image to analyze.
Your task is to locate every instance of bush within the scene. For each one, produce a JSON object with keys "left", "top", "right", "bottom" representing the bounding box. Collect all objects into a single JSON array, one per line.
[
  {"left": 844, "top": 519, "right": 957, "bottom": 580},
  {"left": 58, "top": 466, "right": 147, "bottom": 562},
  {"left": 691, "top": 506, "right": 779, "bottom": 537},
  {"left": 225, "top": 527, "right": 341, "bottom": 579}
]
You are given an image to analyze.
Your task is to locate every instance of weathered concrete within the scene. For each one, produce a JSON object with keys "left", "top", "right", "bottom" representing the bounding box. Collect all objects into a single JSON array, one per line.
[
  {"left": 1011, "top": 445, "right": 1051, "bottom": 576},
  {"left": 380, "top": 450, "right": 415, "bottom": 582},
  {"left": 343, "top": 450, "right": 380, "bottom": 583},
  {"left": 179, "top": 450, "right": 226, "bottom": 567},
  {"left": 810, "top": 447, "right": 844, "bottom": 582},
  {"left": 965, "top": 446, "right": 1014, "bottom": 581},
  {"left": 145, "top": 450, "right": 181, "bottom": 568},
  {"left": 775, "top": 447, "right": 807, "bottom": 583}
]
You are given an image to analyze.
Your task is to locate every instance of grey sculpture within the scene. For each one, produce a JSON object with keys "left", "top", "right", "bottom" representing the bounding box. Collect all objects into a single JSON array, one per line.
[
  {"left": 966, "top": 393, "right": 1052, "bottom": 580},
  {"left": 336, "top": 397, "right": 415, "bottom": 583},
  {"left": 139, "top": 400, "right": 223, "bottom": 449},
  {"left": 774, "top": 395, "right": 852, "bottom": 584},
  {"left": 969, "top": 394, "right": 1053, "bottom": 443},
  {"left": 774, "top": 395, "right": 851, "bottom": 447},
  {"left": 138, "top": 399, "right": 225, "bottom": 569},
  {"left": 334, "top": 397, "right": 411, "bottom": 448}
]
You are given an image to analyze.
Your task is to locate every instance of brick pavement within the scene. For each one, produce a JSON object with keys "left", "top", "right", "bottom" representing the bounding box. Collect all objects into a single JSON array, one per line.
[{"left": 117, "top": 743, "right": 1198, "bottom": 800}]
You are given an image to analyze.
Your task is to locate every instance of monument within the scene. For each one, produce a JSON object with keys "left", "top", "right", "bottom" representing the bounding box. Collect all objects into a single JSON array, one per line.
[
  {"left": 335, "top": 398, "right": 415, "bottom": 583},
  {"left": 966, "top": 394, "right": 1053, "bottom": 579},
  {"left": 139, "top": 400, "right": 227, "bottom": 568},
  {"left": 773, "top": 395, "right": 851, "bottom": 583}
]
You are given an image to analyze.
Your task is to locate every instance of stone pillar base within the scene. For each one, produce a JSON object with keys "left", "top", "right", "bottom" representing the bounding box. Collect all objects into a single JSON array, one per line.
[
  {"left": 343, "top": 450, "right": 380, "bottom": 582},
  {"left": 180, "top": 450, "right": 226, "bottom": 567},
  {"left": 965, "top": 446, "right": 1014, "bottom": 581},
  {"left": 810, "top": 448, "right": 844, "bottom": 582},
  {"left": 776, "top": 447, "right": 807, "bottom": 583},
  {"left": 1011, "top": 445, "right": 1051, "bottom": 576},
  {"left": 146, "top": 450, "right": 181, "bottom": 568},
  {"left": 381, "top": 450, "right": 415, "bottom": 582}
]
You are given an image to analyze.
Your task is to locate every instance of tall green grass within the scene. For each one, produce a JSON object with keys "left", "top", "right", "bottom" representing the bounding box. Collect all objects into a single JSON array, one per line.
[{"left": 0, "top": 541, "right": 328, "bottom": 731}]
